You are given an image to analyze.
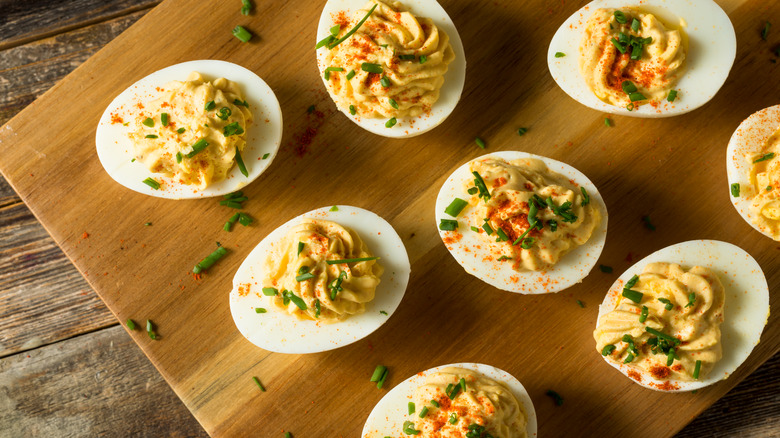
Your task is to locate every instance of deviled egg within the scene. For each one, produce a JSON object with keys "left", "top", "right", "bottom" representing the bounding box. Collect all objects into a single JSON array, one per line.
[
  {"left": 96, "top": 60, "right": 283, "bottom": 199},
  {"left": 548, "top": 0, "right": 735, "bottom": 117},
  {"left": 315, "top": 0, "right": 466, "bottom": 137},
  {"left": 726, "top": 104, "right": 780, "bottom": 240},
  {"left": 229, "top": 206, "right": 410, "bottom": 354},
  {"left": 435, "top": 151, "right": 608, "bottom": 294},
  {"left": 594, "top": 240, "right": 769, "bottom": 392},
  {"left": 362, "top": 363, "right": 537, "bottom": 438}
]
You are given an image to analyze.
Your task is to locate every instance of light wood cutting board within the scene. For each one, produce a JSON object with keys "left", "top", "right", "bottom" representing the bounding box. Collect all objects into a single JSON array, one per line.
[{"left": 0, "top": 0, "right": 777, "bottom": 436}]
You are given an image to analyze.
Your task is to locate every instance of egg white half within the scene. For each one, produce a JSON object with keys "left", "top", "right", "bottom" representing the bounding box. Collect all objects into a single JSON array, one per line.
[
  {"left": 547, "top": 0, "right": 736, "bottom": 118},
  {"left": 726, "top": 104, "right": 780, "bottom": 241},
  {"left": 596, "top": 240, "right": 770, "bottom": 392},
  {"left": 362, "top": 362, "right": 538, "bottom": 438},
  {"left": 229, "top": 205, "right": 410, "bottom": 354},
  {"left": 315, "top": 0, "right": 466, "bottom": 138},
  {"left": 435, "top": 151, "right": 608, "bottom": 294},
  {"left": 96, "top": 60, "right": 283, "bottom": 199}
]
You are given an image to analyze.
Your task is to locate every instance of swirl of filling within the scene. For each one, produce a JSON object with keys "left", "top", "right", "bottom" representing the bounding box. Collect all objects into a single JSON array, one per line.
[
  {"left": 407, "top": 367, "right": 527, "bottom": 438},
  {"left": 594, "top": 263, "right": 725, "bottom": 382},
  {"left": 129, "top": 72, "right": 252, "bottom": 189},
  {"left": 263, "top": 219, "right": 383, "bottom": 322},
  {"left": 748, "top": 127, "right": 780, "bottom": 239},
  {"left": 468, "top": 157, "right": 600, "bottom": 271},
  {"left": 323, "top": 0, "right": 455, "bottom": 119},
  {"left": 579, "top": 8, "right": 685, "bottom": 107}
]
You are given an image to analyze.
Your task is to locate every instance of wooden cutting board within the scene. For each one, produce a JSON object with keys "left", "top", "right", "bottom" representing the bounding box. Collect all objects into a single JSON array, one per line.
[{"left": 0, "top": 0, "right": 777, "bottom": 436}]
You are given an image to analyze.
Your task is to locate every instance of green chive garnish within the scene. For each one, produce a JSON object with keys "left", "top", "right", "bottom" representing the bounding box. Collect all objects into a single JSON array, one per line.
[
  {"left": 176, "top": 127, "right": 186, "bottom": 134},
  {"left": 448, "top": 413, "right": 457, "bottom": 424},
  {"left": 408, "top": 402, "right": 415, "bottom": 415},
  {"left": 731, "top": 183, "right": 740, "bottom": 197},
  {"left": 604, "top": 118, "right": 613, "bottom": 127},
  {"left": 262, "top": 287, "right": 278, "bottom": 296},
  {"left": 241, "top": 0, "right": 253, "bottom": 15},
  {"left": 176, "top": 152, "right": 182, "bottom": 163},
  {"left": 639, "top": 305, "right": 649, "bottom": 323},
  {"left": 614, "top": 10, "right": 628, "bottom": 24},
  {"left": 626, "top": 103, "right": 635, "bottom": 111},
  {"left": 142, "top": 117, "right": 154, "bottom": 127},
  {"left": 295, "top": 266, "right": 316, "bottom": 282},
  {"left": 186, "top": 138, "right": 209, "bottom": 158},
  {"left": 753, "top": 152, "right": 775, "bottom": 163},
  {"left": 255, "top": 308, "right": 267, "bottom": 313},
  {"left": 439, "top": 219, "right": 458, "bottom": 231},
  {"left": 599, "top": 264, "right": 613, "bottom": 273},
  {"left": 667, "top": 90, "right": 678, "bottom": 102},
  {"left": 402, "top": 421, "right": 420, "bottom": 435},
  {"left": 693, "top": 360, "right": 702, "bottom": 379},
  {"left": 762, "top": 21, "right": 771, "bottom": 40},
  {"left": 399, "top": 54, "right": 415, "bottom": 60},
  {"left": 445, "top": 198, "right": 468, "bottom": 217},
  {"left": 495, "top": 227, "right": 509, "bottom": 242},
  {"left": 658, "top": 297, "right": 674, "bottom": 310},
  {"left": 205, "top": 100, "right": 216, "bottom": 111},
  {"left": 622, "top": 288, "right": 643, "bottom": 303},
  {"left": 126, "top": 319, "right": 136, "bottom": 330},
  {"left": 419, "top": 55, "right": 427, "bottom": 64},
  {"left": 224, "top": 122, "right": 244, "bottom": 137},
  {"left": 645, "top": 327, "right": 681, "bottom": 344},
  {"left": 685, "top": 292, "right": 696, "bottom": 308},
  {"left": 380, "top": 76, "right": 391, "bottom": 87},
  {"left": 142, "top": 177, "right": 160, "bottom": 190},
  {"left": 629, "top": 92, "right": 646, "bottom": 102},
  {"left": 282, "top": 290, "right": 307, "bottom": 310},
  {"left": 380, "top": 310, "right": 388, "bottom": 316},
  {"left": 217, "top": 107, "right": 232, "bottom": 120},
  {"left": 554, "top": 52, "right": 565, "bottom": 57},
  {"left": 388, "top": 98, "right": 398, "bottom": 109},
  {"left": 580, "top": 187, "right": 590, "bottom": 206},
  {"left": 146, "top": 319, "right": 158, "bottom": 340},
  {"left": 577, "top": 300, "right": 585, "bottom": 308},
  {"left": 376, "top": 367, "right": 388, "bottom": 389},
  {"left": 330, "top": 205, "right": 339, "bottom": 211},
  {"left": 252, "top": 376, "right": 265, "bottom": 391},
  {"left": 497, "top": 255, "right": 511, "bottom": 261},
  {"left": 234, "top": 147, "right": 248, "bottom": 177},
  {"left": 314, "top": 299, "right": 321, "bottom": 318},
  {"left": 418, "top": 407, "right": 428, "bottom": 418},
  {"left": 470, "top": 226, "right": 479, "bottom": 232},
  {"left": 475, "top": 137, "right": 486, "bottom": 149},
  {"left": 546, "top": 390, "right": 564, "bottom": 406},
  {"left": 262, "top": 153, "right": 270, "bottom": 159},
  {"left": 326, "top": 257, "right": 380, "bottom": 265},
  {"left": 160, "top": 113, "right": 169, "bottom": 126},
  {"left": 234, "top": 99, "right": 249, "bottom": 107},
  {"left": 349, "top": 105, "right": 357, "bottom": 115},
  {"left": 602, "top": 344, "right": 616, "bottom": 356},
  {"left": 385, "top": 117, "right": 397, "bottom": 128},
  {"left": 642, "top": 215, "right": 656, "bottom": 230},
  {"left": 622, "top": 81, "right": 637, "bottom": 94},
  {"left": 232, "top": 25, "right": 252, "bottom": 43},
  {"left": 297, "top": 242, "right": 304, "bottom": 256},
  {"left": 145, "top": 134, "right": 158, "bottom": 139},
  {"left": 361, "top": 62, "right": 383, "bottom": 74},
  {"left": 346, "top": 70, "right": 356, "bottom": 80},
  {"left": 370, "top": 365, "right": 387, "bottom": 382},
  {"left": 482, "top": 222, "right": 494, "bottom": 235},
  {"left": 518, "top": 127, "right": 528, "bottom": 136},
  {"left": 325, "top": 4, "right": 377, "bottom": 49},
  {"left": 624, "top": 352, "right": 635, "bottom": 363},
  {"left": 625, "top": 275, "right": 639, "bottom": 289},
  {"left": 193, "top": 246, "right": 228, "bottom": 274},
  {"left": 330, "top": 24, "right": 340, "bottom": 36}
]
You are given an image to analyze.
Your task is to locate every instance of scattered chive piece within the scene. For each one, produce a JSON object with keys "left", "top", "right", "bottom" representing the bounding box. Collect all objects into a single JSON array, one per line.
[
  {"left": 622, "top": 81, "right": 637, "bottom": 94},
  {"left": 232, "top": 25, "right": 252, "bottom": 43},
  {"left": 599, "top": 264, "right": 613, "bottom": 273},
  {"left": 554, "top": 52, "right": 566, "bottom": 57},
  {"left": 217, "top": 107, "right": 232, "bottom": 120},
  {"left": 385, "top": 117, "right": 397, "bottom": 128},
  {"left": 285, "top": 433, "right": 291, "bottom": 438},
  {"left": 192, "top": 246, "right": 228, "bottom": 274},
  {"left": 330, "top": 24, "right": 340, "bottom": 36},
  {"left": 580, "top": 187, "right": 590, "bottom": 206},
  {"left": 459, "top": 378, "right": 466, "bottom": 393},
  {"left": 614, "top": 10, "right": 627, "bottom": 24},
  {"left": 430, "top": 399, "right": 440, "bottom": 408},
  {"left": 419, "top": 55, "right": 427, "bottom": 64},
  {"left": 223, "top": 201, "right": 242, "bottom": 209},
  {"left": 255, "top": 308, "right": 267, "bottom": 314},
  {"left": 282, "top": 290, "right": 307, "bottom": 310},
  {"left": 639, "top": 305, "right": 649, "bottom": 323},
  {"left": 625, "top": 275, "right": 639, "bottom": 289},
  {"left": 548, "top": 219, "right": 558, "bottom": 231},
  {"left": 224, "top": 212, "right": 241, "bottom": 231},
  {"left": 444, "top": 198, "right": 469, "bottom": 217},
  {"left": 349, "top": 105, "right": 357, "bottom": 115},
  {"left": 204, "top": 100, "right": 215, "bottom": 111},
  {"left": 546, "top": 390, "right": 564, "bottom": 406},
  {"left": 295, "top": 266, "right": 316, "bottom": 282},
  {"left": 142, "top": 117, "right": 154, "bottom": 127},
  {"left": 624, "top": 353, "right": 635, "bottom": 363},
  {"left": 604, "top": 118, "right": 613, "bottom": 127},
  {"left": 235, "top": 147, "right": 248, "bottom": 177},
  {"left": 622, "top": 288, "right": 643, "bottom": 303},
  {"left": 262, "top": 287, "right": 278, "bottom": 296},
  {"left": 160, "top": 113, "right": 169, "bottom": 126},
  {"left": 520, "top": 237, "right": 536, "bottom": 249},
  {"left": 753, "top": 152, "right": 775, "bottom": 163},
  {"left": 144, "top": 222, "right": 151, "bottom": 226},
  {"left": 439, "top": 219, "right": 458, "bottom": 231},
  {"left": 418, "top": 407, "right": 429, "bottom": 418},
  {"left": 131, "top": 158, "right": 136, "bottom": 162},
  {"left": 307, "top": 105, "right": 315, "bottom": 114},
  {"left": 611, "top": 37, "right": 627, "bottom": 53},
  {"left": 467, "top": 187, "right": 478, "bottom": 195},
  {"left": 145, "top": 134, "right": 158, "bottom": 139},
  {"left": 626, "top": 103, "right": 635, "bottom": 111},
  {"left": 408, "top": 402, "right": 415, "bottom": 415},
  {"left": 146, "top": 319, "right": 158, "bottom": 340},
  {"left": 224, "top": 190, "right": 244, "bottom": 198},
  {"left": 577, "top": 300, "right": 585, "bottom": 308},
  {"left": 176, "top": 127, "right": 186, "bottom": 134},
  {"left": 768, "top": 186, "right": 773, "bottom": 191},
  {"left": 666, "top": 350, "right": 677, "bottom": 366},
  {"left": 176, "top": 152, "right": 182, "bottom": 163},
  {"left": 629, "top": 92, "right": 646, "bottom": 102},
  {"left": 446, "top": 383, "right": 461, "bottom": 399},
  {"left": 482, "top": 222, "right": 494, "bottom": 235},
  {"left": 186, "top": 138, "right": 209, "bottom": 158},
  {"left": 297, "top": 242, "right": 304, "bottom": 256},
  {"left": 380, "top": 76, "right": 391, "bottom": 87},
  {"left": 470, "top": 226, "right": 479, "bottom": 232},
  {"left": 224, "top": 122, "right": 245, "bottom": 136},
  {"left": 518, "top": 127, "right": 528, "bottom": 136},
  {"left": 388, "top": 98, "right": 398, "bottom": 109},
  {"left": 126, "top": 319, "right": 136, "bottom": 330},
  {"left": 448, "top": 414, "right": 457, "bottom": 424},
  {"left": 262, "top": 153, "right": 270, "bottom": 159},
  {"left": 402, "top": 421, "right": 420, "bottom": 435},
  {"left": 380, "top": 310, "right": 388, "bottom": 316},
  {"left": 370, "top": 365, "right": 387, "bottom": 382},
  {"left": 314, "top": 299, "right": 321, "bottom": 318},
  {"left": 602, "top": 344, "right": 616, "bottom": 356},
  {"left": 316, "top": 35, "right": 334, "bottom": 49},
  {"left": 685, "top": 292, "right": 696, "bottom": 308},
  {"left": 642, "top": 215, "right": 656, "bottom": 230},
  {"left": 658, "top": 297, "right": 674, "bottom": 311},
  {"left": 240, "top": 0, "right": 253, "bottom": 15},
  {"left": 234, "top": 99, "right": 249, "bottom": 107},
  {"left": 376, "top": 367, "right": 389, "bottom": 389},
  {"left": 361, "top": 62, "right": 383, "bottom": 74},
  {"left": 237, "top": 213, "right": 253, "bottom": 226},
  {"left": 142, "top": 177, "right": 160, "bottom": 190},
  {"left": 667, "top": 90, "right": 678, "bottom": 102},
  {"left": 762, "top": 21, "right": 771, "bottom": 41},
  {"left": 497, "top": 255, "right": 512, "bottom": 261},
  {"left": 475, "top": 137, "right": 486, "bottom": 149},
  {"left": 693, "top": 360, "right": 702, "bottom": 379},
  {"left": 495, "top": 227, "right": 509, "bottom": 242},
  {"left": 731, "top": 183, "right": 740, "bottom": 197},
  {"left": 631, "top": 17, "right": 640, "bottom": 32},
  {"left": 346, "top": 69, "right": 356, "bottom": 80},
  {"left": 645, "top": 327, "right": 681, "bottom": 344},
  {"left": 330, "top": 205, "right": 339, "bottom": 211},
  {"left": 326, "top": 256, "right": 380, "bottom": 265},
  {"left": 326, "top": 4, "right": 377, "bottom": 49},
  {"left": 252, "top": 376, "right": 265, "bottom": 391}
]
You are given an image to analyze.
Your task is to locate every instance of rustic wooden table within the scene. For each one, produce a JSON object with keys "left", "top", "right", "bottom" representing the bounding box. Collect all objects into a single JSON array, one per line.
[{"left": 0, "top": 0, "right": 777, "bottom": 436}]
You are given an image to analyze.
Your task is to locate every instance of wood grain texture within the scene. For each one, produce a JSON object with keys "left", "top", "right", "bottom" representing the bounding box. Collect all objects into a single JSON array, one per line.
[
  {"left": 0, "top": 0, "right": 777, "bottom": 437},
  {"left": 0, "top": 0, "right": 158, "bottom": 50},
  {"left": 0, "top": 325, "right": 208, "bottom": 437}
]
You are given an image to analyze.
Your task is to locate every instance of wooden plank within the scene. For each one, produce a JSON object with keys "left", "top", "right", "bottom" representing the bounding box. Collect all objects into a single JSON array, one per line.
[
  {"left": 0, "top": 10, "right": 149, "bottom": 126},
  {"left": 0, "top": 0, "right": 777, "bottom": 436},
  {"left": 0, "top": 0, "right": 158, "bottom": 50},
  {"left": 0, "top": 325, "right": 207, "bottom": 436}
]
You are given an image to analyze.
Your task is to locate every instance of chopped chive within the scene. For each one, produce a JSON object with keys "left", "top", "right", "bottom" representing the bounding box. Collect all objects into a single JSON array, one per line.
[
  {"left": 580, "top": 187, "right": 590, "bottom": 206},
  {"left": 762, "top": 21, "right": 771, "bottom": 40},
  {"left": 380, "top": 310, "right": 388, "bottom": 316},
  {"left": 666, "top": 350, "right": 677, "bottom": 366},
  {"left": 481, "top": 222, "right": 494, "bottom": 235},
  {"left": 402, "top": 421, "right": 420, "bottom": 435},
  {"left": 626, "top": 103, "right": 635, "bottom": 111},
  {"left": 518, "top": 127, "right": 528, "bottom": 136},
  {"left": 326, "top": 4, "right": 377, "bottom": 49},
  {"left": 224, "top": 122, "right": 244, "bottom": 137},
  {"left": 142, "top": 117, "right": 154, "bottom": 127},
  {"left": 234, "top": 99, "right": 249, "bottom": 107},
  {"left": 224, "top": 191, "right": 244, "bottom": 199},
  {"left": 176, "top": 152, "right": 182, "bottom": 163},
  {"left": 217, "top": 107, "right": 232, "bottom": 120},
  {"left": 326, "top": 257, "right": 379, "bottom": 265},
  {"left": 193, "top": 246, "right": 228, "bottom": 274},
  {"left": 631, "top": 18, "right": 640, "bottom": 32},
  {"left": 349, "top": 105, "right": 357, "bottom": 115},
  {"left": 577, "top": 300, "right": 585, "bottom": 308},
  {"left": 314, "top": 299, "right": 321, "bottom": 318},
  {"left": 495, "top": 227, "right": 509, "bottom": 242},
  {"left": 624, "top": 352, "right": 635, "bottom": 363},
  {"left": 144, "top": 222, "right": 151, "bottom": 226},
  {"left": 255, "top": 308, "right": 267, "bottom": 314},
  {"left": 315, "top": 35, "right": 335, "bottom": 49},
  {"left": 329, "top": 24, "right": 340, "bottom": 36},
  {"left": 446, "top": 383, "right": 461, "bottom": 399},
  {"left": 399, "top": 54, "right": 415, "bottom": 60},
  {"left": 459, "top": 377, "right": 466, "bottom": 393},
  {"left": 418, "top": 407, "right": 428, "bottom": 418},
  {"left": 685, "top": 292, "right": 696, "bottom": 308},
  {"left": 176, "top": 127, "right": 186, "bottom": 134},
  {"left": 445, "top": 198, "right": 469, "bottom": 217},
  {"left": 370, "top": 365, "right": 387, "bottom": 382},
  {"left": 467, "top": 187, "right": 478, "bottom": 195},
  {"left": 419, "top": 55, "right": 427, "bottom": 64},
  {"left": 126, "top": 319, "right": 136, "bottom": 330},
  {"left": 219, "top": 196, "right": 248, "bottom": 205},
  {"left": 439, "top": 219, "right": 458, "bottom": 231},
  {"left": 160, "top": 113, "right": 169, "bottom": 126},
  {"left": 131, "top": 158, "right": 136, "bottom": 162},
  {"left": 693, "top": 360, "right": 702, "bottom": 379},
  {"left": 285, "top": 433, "right": 291, "bottom": 438},
  {"left": 731, "top": 183, "right": 740, "bottom": 197},
  {"left": 604, "top": 118, "right": 613, "bottom": 127},
  {"left": 658, "top": 297, "right": 674, "bottom": 310},
  {"left": 224, "top": 212, "right": 240, "bottom": 231},
  {"left": 388, "top": 98, "right": 398, "bottom": 109},
  {"left": 380, "top": 76, "right": 391, "bottom": 87},
  {"left": 448, "top": 413, "right": 457, "bottom": 424},
  {"left": 361, "top": 62, "right": 383, "bottom": 74},
  {"left": 599, "top": 264, "right": 613, "bottom": 273},
  {"left": 475, "top": 137, "right": 486, "bottom": 149},
  {"left": 753, "top": 152, "right": 775, "bottom": 163},
  {"left": 602, "top": 344, "right": 616, "bottom": 356},
  {"left": 614, "top": 10, "right": 628, "bottom": 24},
  {"left": 376, "top": 367, "right": 389, "bottom": 389},
  {"left": 554, "top": 52, "right": 566, "bottom": 58},
  {"left": 547, "top": 219, "right": 558, "bottom": 232},
  {"left": 645, "top": 327, "right": 681, "bottom": 344},
  {"left": 146, "top": 319, "right": 158, "bottom": 340},
  {"left": 520, "top": 237, "right": 536, "bottom": 249},
  {"left": 142, "top": 177, "right": 160, "bottom": 190},
  {"left": 235, "top": 147, "right": 248, "bottom": 177},
  {"left": 252, "top": 376, "right": 265, "bottom": 391},
  {"left": 408, "top": 402, "right": 415, "bottom": 415},
  {"left": 330, "top": 205, "right": 339, "bottom": 211},
  {"left": 622, "top": 288, "right": 643, "bottom": 303},
  {"left": 546, "top": 390, "right": 564, "bottom": 406},
  {"left": 262, "top": 153, "right": 270, "bottom": 159},
  {"left": 385, "top": 117, "right": 397, "bottom": 128},
  {"left": 472, "top": 171, "right": 491, "bottom": 202},
  {"left": 346, "top": 69, "right": 356, "bottom": 80},
  {"left": 232, "top": 25, "right": 252, "bottom": 43},
  {"left": 295, "top": 266, "right": 316, "bottom": 282},
  {"left": 237, "top": 213, "right": 253, "bottom": 226},
  {"left": 185, "top": 138, "right": 209, "bottom": 158},
  {"left": 629, "top": 92, "right": 646, "bottom": 102},
  {"left": 470, "top": 226, "right": 479, "bottom": 232},
  {"left": 642, "top": 215, "right": 656, "bottom": 230},
  {"left": 204, "top": 100, "right": 215, "bottom": 111},
  {"left": 297, "top": 242, "right": 304, "bottom": 256},
  {"left": 145, "top": 134, "right": 158, "bottom": 139},
  {"left": 307, "top": 105, "right": 315, "bottom": 114},
  {"left": 497, "top": 255, "right": 512, "bottom": 261},
  {"left": 621, "top": 81, "right": 638, "bottom": 94},
  {"left": 282, "top": 290, "right": 307, "bottom": 310},
  {"left": 625, "top": 275, "right": 639, "bottom": 289},
  {"left": 667, "top": 90, "right": 678, "bottom": 102},
  {"left": 224, "top": 201, "right": 242, "bottom": 209},
  {"left": 639, "top": 305, "right": 649, "bottom": 323},
  {"left": 262, "top": 287, "right": 278, "bottom": 296},
  {"left": 611, "top": 38, "right": 627, "bottom": 53}
]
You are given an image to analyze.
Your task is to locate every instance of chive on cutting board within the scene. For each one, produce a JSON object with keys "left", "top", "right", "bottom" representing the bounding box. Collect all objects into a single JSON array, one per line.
[{"left": 0, "top": 0, "right": 777, "bottom": 436}]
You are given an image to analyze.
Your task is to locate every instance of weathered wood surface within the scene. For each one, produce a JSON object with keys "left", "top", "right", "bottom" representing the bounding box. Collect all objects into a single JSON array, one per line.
[{"left": 0, "top": 0, "right": 777, "bottom": 436}]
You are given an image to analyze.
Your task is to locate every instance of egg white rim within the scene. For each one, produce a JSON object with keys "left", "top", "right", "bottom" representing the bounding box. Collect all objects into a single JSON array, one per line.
[
  {"left": 229, "top": 205, "right": 411, "bottom": 354},
  {"left": 547, "top": 0, "right": 736, "bottom": 118},
  {"left": 315, "top": 0, "right": 466, "bottom": 138},
  {"left": 96, "top": 60, "right": 283, "bottom": 199},
  {"left": 726, "top": 104, "right": 780, "bottom": 241},
  {"left": 435, "top": 151, "right": 608, "bottom": 294},
  {"left": 361, "top": 362, "right": 538, "bottom": 438},
  {"left": 596, "top": 239, "right": 770, "bottom": 392}
]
